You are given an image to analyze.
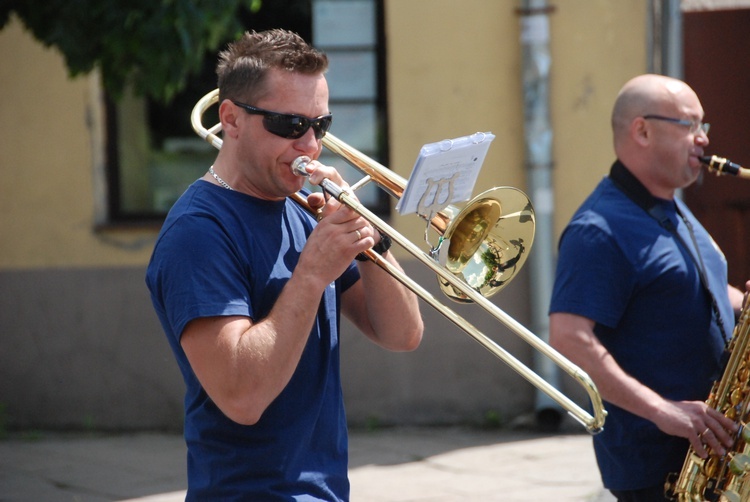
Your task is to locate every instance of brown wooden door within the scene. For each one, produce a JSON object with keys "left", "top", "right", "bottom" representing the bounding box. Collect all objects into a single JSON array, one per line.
[{"left": 683, "top": 8, "right": 750, "bottom": 288}]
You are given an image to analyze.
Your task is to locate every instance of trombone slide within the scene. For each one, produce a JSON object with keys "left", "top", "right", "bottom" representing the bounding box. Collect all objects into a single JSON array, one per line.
[{"left": 327, "top": 184, "right": 606, "bottom": 434}]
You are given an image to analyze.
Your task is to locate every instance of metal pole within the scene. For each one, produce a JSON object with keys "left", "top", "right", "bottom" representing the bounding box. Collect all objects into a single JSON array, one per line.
[
  {"left": 661, "top": 0, "right": 683, "bottom": 79},
  {"left": 518, "top": 0, "right": 562, "bottom": 430}
]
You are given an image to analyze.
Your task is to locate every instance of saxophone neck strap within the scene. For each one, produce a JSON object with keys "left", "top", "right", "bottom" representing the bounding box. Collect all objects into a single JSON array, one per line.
[
  {"left": 608, "top": 160, "right": 730, "bottom": 347},
  {"left": 608, "top": 160, "right": 674, "bottom": 228}
]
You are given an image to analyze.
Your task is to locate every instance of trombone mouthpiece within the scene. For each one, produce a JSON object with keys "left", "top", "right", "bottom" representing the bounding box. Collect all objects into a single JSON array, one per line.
[{"left": 291, "top": 156, "right": 311, "bottom": 177}]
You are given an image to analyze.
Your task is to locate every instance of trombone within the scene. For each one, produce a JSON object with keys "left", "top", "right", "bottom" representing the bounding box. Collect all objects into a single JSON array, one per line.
[{"left": 191, "top": 89, "right": 607, "bottom": 434}]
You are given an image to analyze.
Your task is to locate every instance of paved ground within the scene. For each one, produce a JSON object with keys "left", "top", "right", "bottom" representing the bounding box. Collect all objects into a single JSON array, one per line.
[{"left": 0, "top": 427, "right": 615, "bottom": 501}]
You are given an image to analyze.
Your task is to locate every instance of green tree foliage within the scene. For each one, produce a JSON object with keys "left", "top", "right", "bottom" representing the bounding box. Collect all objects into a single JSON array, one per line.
[{"left": 0, "top": 0, "right": 261, "bottom": 103}]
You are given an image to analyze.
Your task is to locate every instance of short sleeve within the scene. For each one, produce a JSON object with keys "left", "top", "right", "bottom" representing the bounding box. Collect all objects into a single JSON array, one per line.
[
  {"left": 549, "top": 218, "right": 636, "bottom": 329},
  {"left": 148, "top": 213, "right": 252, "bottom": 341}
]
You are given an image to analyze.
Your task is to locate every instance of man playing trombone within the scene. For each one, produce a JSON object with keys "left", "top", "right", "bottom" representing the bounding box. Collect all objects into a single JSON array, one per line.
[{"left": 146, "top": 29, "right": 422, "bottom": 501}]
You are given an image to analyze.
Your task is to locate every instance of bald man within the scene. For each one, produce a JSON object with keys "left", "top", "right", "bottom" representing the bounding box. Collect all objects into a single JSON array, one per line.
[{"left": 548, "top": 74, "right": 746, "bottom": 501}]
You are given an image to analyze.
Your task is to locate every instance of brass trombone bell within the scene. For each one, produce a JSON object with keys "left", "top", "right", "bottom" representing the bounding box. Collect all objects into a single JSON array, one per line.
[
  {"left": 437, "top": 186, "right": 534, "bottom": 303},
  {"left": 318, "top": 131, "right": 535, "bottom": 303}
]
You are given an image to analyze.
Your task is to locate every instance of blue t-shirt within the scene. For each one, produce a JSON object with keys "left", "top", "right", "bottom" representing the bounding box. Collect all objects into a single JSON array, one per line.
[
  {"left": 549, "top": 167, "right": 732, "bottom": 491},
  {"left": 146, "top": 180, "right": 360, "bottom": 501}
]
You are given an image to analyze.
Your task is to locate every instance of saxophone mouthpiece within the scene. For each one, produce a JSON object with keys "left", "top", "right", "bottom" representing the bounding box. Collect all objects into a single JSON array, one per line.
[
  {"left": 291, "top": 156, "right": 312, "bottom": 177},
  {"left": 700, "top": 155, "right": 750, "bottom": 179}
]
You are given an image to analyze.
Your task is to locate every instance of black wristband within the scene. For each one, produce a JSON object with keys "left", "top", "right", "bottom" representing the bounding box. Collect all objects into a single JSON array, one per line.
[{"left": 355, "top": 232, "right": 392, "bottom": 261}]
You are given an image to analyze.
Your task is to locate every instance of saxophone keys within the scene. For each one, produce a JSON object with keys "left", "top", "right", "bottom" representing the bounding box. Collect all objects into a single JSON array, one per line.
[
  {"left": 730, "top": 387, "right": 744, "bottom": 407},
  {"left": 738, "top": 366, "right": 749, "bottom": 383},
  {"left": 739, "top": 424, "right": 750, "bottom": 443},
  {"left": 729, "top": 453, "right": 750, "bottom": 475},
  {"left": 720, "top": 489, "right": 741, "bottom": 502},
  {"left": 705, "top": 456, "right": 720, "bottom": 478},
  {"left": 726, "top": 407, "right": 738, "bottom": 421}
]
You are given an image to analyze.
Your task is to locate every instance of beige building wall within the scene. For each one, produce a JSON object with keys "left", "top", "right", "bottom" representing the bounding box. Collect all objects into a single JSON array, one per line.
[
  {"left": 386, "top": 0, "right": 647, "bottom": 242},
  {"left": 0, "top": 2, "right": 649, "bottom": 430},
  {"left": 549, "top": 2, "right": 649, "bottom": 228},
  {"left": 373, "top": 0, "right": 648, "bottom": 427},
  {"left": 0, "top": 2, "right": 648, "bottom": 270},
  {"left": 0, "top": 18, "right": 180, "bottom": 430},
  {"left": 0, "top": 18, "right": 155, "bottom": 270}
]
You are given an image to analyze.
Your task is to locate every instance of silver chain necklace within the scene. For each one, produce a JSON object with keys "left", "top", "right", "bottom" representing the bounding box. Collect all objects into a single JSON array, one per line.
[{"left": 209, "top": 166, "right": 233, "bottom": 191}]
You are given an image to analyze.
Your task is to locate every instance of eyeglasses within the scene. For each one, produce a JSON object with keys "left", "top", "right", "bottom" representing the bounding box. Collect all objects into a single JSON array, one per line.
[
  {"left": 642, "top": 114, "right": 710, "bottom": 135},
  {"left": 232, "top": 100, "right": 333, "bottom": 140}
]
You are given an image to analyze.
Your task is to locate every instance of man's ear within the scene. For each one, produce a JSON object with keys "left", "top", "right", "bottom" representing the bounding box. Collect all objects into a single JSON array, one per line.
[
  {"left": 219, "top": 100, "right": 241, "bottom": 140},
  {"left": 632, "top": 117, "right": 650, "bottom": 147}
]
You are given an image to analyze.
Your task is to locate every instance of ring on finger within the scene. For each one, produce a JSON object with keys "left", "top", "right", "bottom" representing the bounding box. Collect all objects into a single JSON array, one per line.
[{"left": 355, "top": 229, "right": 362, "bottom": 241}]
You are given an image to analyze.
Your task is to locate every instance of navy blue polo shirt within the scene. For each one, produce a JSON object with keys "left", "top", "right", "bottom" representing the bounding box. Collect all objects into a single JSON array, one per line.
[{"left": 549, "top": 174, "right": 732, "bottom": 490}]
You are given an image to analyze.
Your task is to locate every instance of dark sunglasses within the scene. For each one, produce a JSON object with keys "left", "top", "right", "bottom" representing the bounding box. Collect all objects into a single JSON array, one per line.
[{"left": 231, "top": 100, "right": 333, "bottom": 140}]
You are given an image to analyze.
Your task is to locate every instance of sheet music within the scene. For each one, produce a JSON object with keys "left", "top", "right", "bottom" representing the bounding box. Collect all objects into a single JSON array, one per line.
[{"left": 396, "top": 132, "right": 495, "bottom": 216}]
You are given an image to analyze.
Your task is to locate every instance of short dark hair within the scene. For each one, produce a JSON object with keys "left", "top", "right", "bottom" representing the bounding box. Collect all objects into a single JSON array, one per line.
[{"left": 216, "top": 29, "right": 329, "bottom": 104}]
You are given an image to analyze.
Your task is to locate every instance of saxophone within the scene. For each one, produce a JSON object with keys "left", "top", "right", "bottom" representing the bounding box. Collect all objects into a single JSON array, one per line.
[{"left": 665, "top": 298, "right": 750, "bottom": 502}]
